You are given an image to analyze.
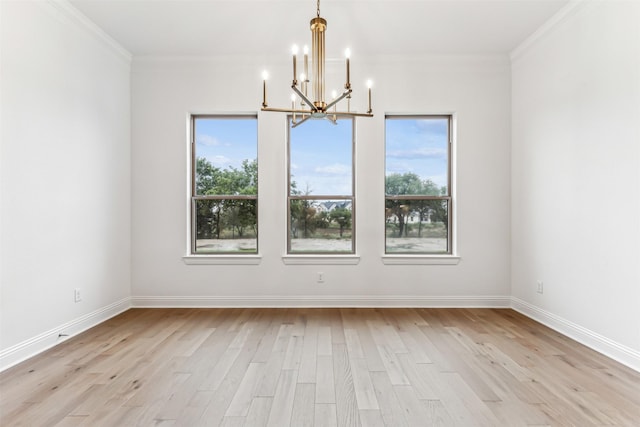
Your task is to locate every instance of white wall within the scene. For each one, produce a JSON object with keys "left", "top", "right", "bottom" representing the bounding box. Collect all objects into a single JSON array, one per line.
[
  {"left": 130, "top": 54, "right": 511, "bottom": 303},
  {"left": 511, "top": 1, "right": 640, "bottom": 364},
  {"left": 0, "top": 1, "right": 131, "bottom": 368}
]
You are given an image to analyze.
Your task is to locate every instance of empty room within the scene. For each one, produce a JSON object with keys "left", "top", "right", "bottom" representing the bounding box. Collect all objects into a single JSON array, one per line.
[{"left": 1, "top": 0, "right": 639, "bottom": 425}]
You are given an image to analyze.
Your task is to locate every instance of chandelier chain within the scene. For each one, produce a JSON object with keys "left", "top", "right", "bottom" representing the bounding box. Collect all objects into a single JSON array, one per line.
[{"left": 317, "top": 0, "right": 320, "bottom": 17}]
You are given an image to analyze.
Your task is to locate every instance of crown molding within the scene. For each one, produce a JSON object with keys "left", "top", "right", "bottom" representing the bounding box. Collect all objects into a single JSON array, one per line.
[
  {"left": 42, "top": 0, "right": 132, "bottom": 64},
  {"left": 510, "top": 0, "right": 586, "bottom": 64}
]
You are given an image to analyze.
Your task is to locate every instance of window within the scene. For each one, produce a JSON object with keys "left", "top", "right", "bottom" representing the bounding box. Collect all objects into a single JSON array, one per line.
[
  {"left": 288, "top": 118, "right": 355, "bottom": 254},
  {"left": 190, "top": 115, "right": 258, "bottom": 254},
  {"left": 385, "top": 115, "right": 452, "bottom": 254}
]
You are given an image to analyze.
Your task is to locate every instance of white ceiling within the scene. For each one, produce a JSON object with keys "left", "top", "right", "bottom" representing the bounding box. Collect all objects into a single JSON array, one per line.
[{"left": 70, "top": 0, "right": 569, "bottom": 57}]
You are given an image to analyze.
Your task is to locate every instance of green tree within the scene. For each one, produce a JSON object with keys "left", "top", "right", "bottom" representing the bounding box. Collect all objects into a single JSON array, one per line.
[
  {"left": 385, "top": 173, "right": 447, "bottom": 238},
  {"left": 195, "top": 157, "right": 257, "bottom": 239},
  {"left": 315, "top": 211, "right": 331, "bottom": 229},
  {"left": 385, "top": 173, "right": 422, "bottom": 237},
  {"left": 329, "top": 207, "right": 351, "bottom": 237},
  {"left": 195, "top": 158, "right": 223, "bottom": 239},
  {"left": 290, "top": 183, "right": 317, "bottom": 238},
  {"left": 413, "top": 180, "right": 442, "bottom": 237}
]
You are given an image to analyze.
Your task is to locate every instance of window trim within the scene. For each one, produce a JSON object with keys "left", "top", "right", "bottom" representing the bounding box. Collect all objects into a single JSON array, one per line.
[
  {"left": 286, "top": 116, "right": 357, "bottom": 255},
  {"left": 187, "top": 114, "right": 259, "bottom": 258},
  {"left": 383, "top": 114, "right": 455, "bottom": 257}
]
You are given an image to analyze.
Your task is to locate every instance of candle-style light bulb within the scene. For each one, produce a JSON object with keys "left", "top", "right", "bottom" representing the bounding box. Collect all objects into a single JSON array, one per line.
[
  {"left": 291, "top": 94, "right": 297, "bottom": 123},
  {"left": 261, "top": 70, "right": 269, "bottom": 108},
  {"left": 300, "top": 72, "right": 307, "bottom": 96},
  {"left": 292, "top": 45, "right": 299, "bottom": 85},
  {"left": 344, "top": 48, "right": 351, "bottom": 89}
]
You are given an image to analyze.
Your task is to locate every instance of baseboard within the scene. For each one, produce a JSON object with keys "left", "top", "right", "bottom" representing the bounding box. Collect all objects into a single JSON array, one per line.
[
  {"left": 131, "top": 295, "right": 511, "bottom": 308},
  {"left": 511, "top": 297, "right": 640, "bottom": 373},
  {"left": 0, "top": 297, "right": 131, "bottom": 372}
]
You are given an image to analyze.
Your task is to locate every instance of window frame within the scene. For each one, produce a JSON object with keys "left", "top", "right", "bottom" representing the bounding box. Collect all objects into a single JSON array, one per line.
[
  {"left": 384, "top": 114, "right": 455, "bottom": 257},
  {"left": 188, "top": 114, "right": 259, "bottom": 257},
  {"left": 286, "top": 116, "right": 356, "bottom": 255}
]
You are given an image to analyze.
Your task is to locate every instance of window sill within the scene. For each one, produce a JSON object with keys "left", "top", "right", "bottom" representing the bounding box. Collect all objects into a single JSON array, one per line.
[
  {"left": 183, "top": 255, "right": 262, "bottom": 265},
  {"left": 282, "top": 255, "right": 360, "bottom": 265},
  {"left": 381, "top": 255, "right": 460, "bottom": 265}
]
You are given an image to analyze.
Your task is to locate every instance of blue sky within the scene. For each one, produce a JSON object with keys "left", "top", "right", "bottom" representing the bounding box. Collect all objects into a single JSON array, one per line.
[
  {"left": 195, "top": 116, "right": 448, "bottom": 194},
  {"left": 385, "top": 117, "right": 449, "bottom": 190},
  {"left": 289, "top": 119, "right": 353, "bottom": 195},
  {"left": 195, "top": 118, "right": 257, "bottom": 171}
]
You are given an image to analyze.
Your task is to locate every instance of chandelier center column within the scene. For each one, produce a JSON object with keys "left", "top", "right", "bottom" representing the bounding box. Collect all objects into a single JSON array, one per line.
[{"left": 310, "top": 17, "right": 327, "bottom": 111}]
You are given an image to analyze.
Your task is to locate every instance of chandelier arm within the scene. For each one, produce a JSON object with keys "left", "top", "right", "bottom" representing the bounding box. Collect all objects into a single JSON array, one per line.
[
  {"left": 291, "top": 114, "right": 314, "bottom": 128},
  {"left": 331, "top": 111, "right": 374, "bottom": 117},
  {"left": 291, "top": 85, "right": 318, "bottom": 111},
  {"left": 324, "top": 116, "right": 338, "bottom": 125},
  {"left": 262, "top": 107, "right": 315, "bottom": 114},
  {"left": 324, "top": 89, "right": 352, "bottom": 111}
]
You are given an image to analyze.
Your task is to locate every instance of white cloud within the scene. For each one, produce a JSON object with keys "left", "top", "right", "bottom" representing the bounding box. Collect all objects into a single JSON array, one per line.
[
  {"left": 196, "top": 134, "right": 220, "bottom": 147},
  {"left": 314, "top": 163, "right": 350, "bottom": 175},
  {"left": 386, "top": 147, "right": 446, "bottom": 159}
]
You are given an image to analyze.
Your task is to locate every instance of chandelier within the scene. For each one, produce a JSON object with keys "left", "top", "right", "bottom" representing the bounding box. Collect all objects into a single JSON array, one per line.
[{"left": 260, "top": 0, "right": 373, "bottom": 127}]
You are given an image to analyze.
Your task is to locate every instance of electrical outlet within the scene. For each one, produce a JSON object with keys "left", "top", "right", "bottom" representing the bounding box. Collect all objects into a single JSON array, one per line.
[
  {"left": 317, "top": 272, "right": 324, "bottom": 283},
  {"left": 74, "top": 288, "right": 82, "bottom": 302},
  {"left": 536, "top": 281, "right": 544, "bottom": 294}
]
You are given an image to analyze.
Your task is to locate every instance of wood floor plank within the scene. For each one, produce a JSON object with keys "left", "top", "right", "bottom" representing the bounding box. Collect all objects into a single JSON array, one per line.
[
  {"left": 422, "top": 399, "right": 455, "bottom": 427},
  {"left": 393, "top": 385, "right": 433, "bottom": 426},
  {"left": 344, "top": 328, "right": 366, "bottom": 360},
  {"left": 350, "top": 357, "right": 379, "bottom": 410},
  {"left": 376, "top": 344, "right": 410, "bottom": 385},
  {"left": 395, "top": 353, "right": 439, "bottom": 400},
  {"left": 244, "top": 396, "right": 273, "bottom": 427},
  {"left": 314, "top": 403, "right": 337, "bottom": 427},
  {"left": 282, "top": 335, "right": 304, "bottom": 370},
  {"left": 315, "top": 355, "right": 336, "bottom": 404},
  {"left": 225, "top": 362, "right": 264, "bottom": 417},
  {"left": 298, "top": 316, "right": 319, "bottom": 383},
  {"left": 359, "top": 409, "right": 385, "bottom": 427},
  {"left": 290, "top": 382, "right": 315, "bottom": 427},
  {"left": 266, "top": 369, "right": 298, "bottom": 427},
  {"left": 397, "top": 329, "right": 432, "bottom": 364},
  {"left": 369, "top": 371, "right": 409, "bottom": 427},
  {"left": 196, "top": 313, "right": 271, "bottom": 426},
  {"left": 333, "top": 343, "right": 361, "bottom": 427},
  {"left": 220, "top": 416, "right": 245, "bottom": 427},
  {"left": 254, "top": 349, "right": 286, "bottom": 397},
  {"left": 2, "top": 308, "right": 640, "bottom": 427},
  {"left": 352, "top": 314, "right": 386, "bottom": 372},
  {"left": 317, "top": 326, "right": 333, "bottom": 356}
]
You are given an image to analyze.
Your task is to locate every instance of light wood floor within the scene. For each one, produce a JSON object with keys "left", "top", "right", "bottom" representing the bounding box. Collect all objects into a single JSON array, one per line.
[{"left": 1, "top": 308, "right": 639, "bottom": 426}]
